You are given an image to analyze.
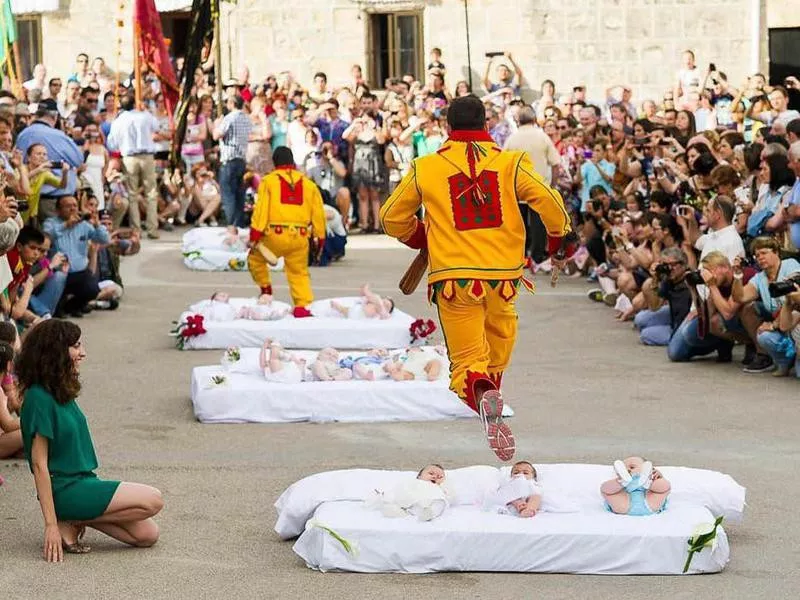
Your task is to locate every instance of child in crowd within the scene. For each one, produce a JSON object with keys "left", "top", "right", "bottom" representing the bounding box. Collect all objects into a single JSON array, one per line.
[
  {"left": 385, "top": 119, "right": 414, "bottom": 194},
  {"left": 0, "top": 339, "right": 21, "bottom": 464},
  {"left": 24, "top": 143, "right": 69, "bottom": 225},
  {"left": 600, "top": 456, "right": 671, "bottom": 516},
  {"left": 106, "top": 159, "right": 132, "bottom": 230},
  {"left": 259, "top": 339, "right": 307, "bottom": 384},
  {"left": 329, "top": 284, "right": 395, "bottom": 320}
]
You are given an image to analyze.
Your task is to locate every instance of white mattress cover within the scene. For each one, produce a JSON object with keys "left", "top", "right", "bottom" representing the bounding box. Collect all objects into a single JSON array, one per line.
[
  {"left": 293, "top": 500, "right": 729, "bottom": 574},
  {"left": 179, "top": 297, "right": 416, "bottom": 350},
  {"left": 274, "top": 464, "right": 746, "bottom": 540},
  {"left": 191, "top": 349, "right": 513, "bottom": 424}
]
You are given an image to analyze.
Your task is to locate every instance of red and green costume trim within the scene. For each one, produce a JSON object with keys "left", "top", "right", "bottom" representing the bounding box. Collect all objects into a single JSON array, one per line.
[{"left": 427, "top": 277, "right": 535, "bottom": 305}]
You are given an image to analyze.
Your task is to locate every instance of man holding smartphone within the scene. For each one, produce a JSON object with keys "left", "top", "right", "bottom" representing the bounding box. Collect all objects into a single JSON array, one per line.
[{"left": 481, "top": 51, "right": 523, "bottom": 95}]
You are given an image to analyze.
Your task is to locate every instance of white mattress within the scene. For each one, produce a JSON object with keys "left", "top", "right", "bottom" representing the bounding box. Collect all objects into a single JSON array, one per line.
[
  {"left": 191, "top": 348, "right": 513, "bottom": 424},
  {"left": 276, "top": 464, "right": 746, "bottom": 575},
  {"left": 181, "top": 227, "right": 283, "bottom": 271},
  {"left": 179, "top": 297, "right": 416, "bottom": 350}
]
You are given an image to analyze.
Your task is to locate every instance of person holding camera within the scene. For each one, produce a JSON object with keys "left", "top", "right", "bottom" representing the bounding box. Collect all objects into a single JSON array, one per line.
[
  {"left": 749, "top": 86, "right": 800, "bottom": 129},
  {"left": 481, "top": 52, "right": 523, "bottom": 95},
  {"left": 775, "top": 284, "right": 800, "bottom": 377},
  {"left": 732, "top": 236, "right": 800, "bottom": 373},
  {"left": 667, "top": 251, "right": 742, "bottom": 362},
  {"left": 42, "top": 195, "right": 109, "bottom": 318},
  {"left": 306, "top": 141, "right": 351, "bottom": 226},
  {"left": 636, "top": 247, "right": 692, "bottom": 346}
]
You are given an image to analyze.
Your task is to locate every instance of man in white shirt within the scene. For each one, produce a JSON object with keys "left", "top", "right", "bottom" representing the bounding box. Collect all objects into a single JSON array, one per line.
[
  {"left": 107, "top": 94, "right": 160, "bottom": 238},
  {"left": 752, "top": 86, "right": 800, "bottom": 129},
  {"left": 694, "top": 195, "right": 745, "bottom": 263},
  {"left": 23, "top": 64, "right": 47, "bottom": 96},
  {"left": 503, "top": 106, "right": 561, "bottom": 265}
]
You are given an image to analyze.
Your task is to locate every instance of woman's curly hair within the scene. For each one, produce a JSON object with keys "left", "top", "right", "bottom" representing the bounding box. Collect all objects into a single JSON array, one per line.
[{"left": 16, "top": 319, "right": 82, "bottom": 405}]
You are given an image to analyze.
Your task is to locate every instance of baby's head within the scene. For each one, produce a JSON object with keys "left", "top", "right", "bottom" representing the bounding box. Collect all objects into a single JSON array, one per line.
[
  {"left": 318, "top": 347, "right": 339, "bottom": 362},
  {"left": 622, "top": 456, "right": 648, "bottom": 474},
  {"left": 211, "top": 291, "right": 230, "bottom": 303},
  {"left": 406, "top": 346, "right": 424, "bottom": 356},
  {"left": 417, "top": 463, "right": 445, "bottom": 484},
  {"left": 257, "top": 294, "right": 273, "bottom": 305},
  {"left": 368, "top": 348, "right": 389, "bottom": 358},
  {"left": 383, "top": 297, "right": 395, "bottom": 314},
  {"left": 511, "top": 460, "right": 537, "bottom": 481}
]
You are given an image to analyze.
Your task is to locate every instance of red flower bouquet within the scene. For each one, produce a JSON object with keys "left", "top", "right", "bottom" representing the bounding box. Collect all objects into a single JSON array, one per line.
[
  {"left": 170, "top": 314, "right": 207, "bottom": 350},
  {"left": 409, "top": 318, "right": 437, "bottom": 344}
]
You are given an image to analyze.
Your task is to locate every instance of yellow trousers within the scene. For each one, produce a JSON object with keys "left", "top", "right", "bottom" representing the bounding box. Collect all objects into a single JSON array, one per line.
[
  {"left": 432, "top": 280, "right": 519, "bottom": 412},
  {"left": 247, "top": 230, "right": 313, "bottom": 307}
]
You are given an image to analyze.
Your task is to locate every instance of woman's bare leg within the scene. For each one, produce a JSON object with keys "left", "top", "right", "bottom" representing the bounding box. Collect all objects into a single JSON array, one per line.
[
  {"left": 89, "top": 519, "right": 160, "bottom": 548},
  {"left": 84, "top": 482, "right": 163, "bottom": 524},
  {"left": 336, "top": 188, "right": 351, "bottom": 229},
  {"left": 198, "top": 195, "right": 221, "bottom": 224},
  {"left": 0, "top": 429, "right": 22, "bottom": 458},
  {"left": 357, "top": 185, "right": 369, "bottom": 229},
  {"left": 369, "top": 188, "right": 382, "bottom": 232}
]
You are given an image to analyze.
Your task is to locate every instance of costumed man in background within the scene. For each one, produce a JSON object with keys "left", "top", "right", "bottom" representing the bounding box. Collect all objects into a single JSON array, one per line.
[
  {"left": 380, "top": 96, "right": 576, "bottom": 461},
  {"left": 248, "top": 146, "right": 326, "bottom": 318}
]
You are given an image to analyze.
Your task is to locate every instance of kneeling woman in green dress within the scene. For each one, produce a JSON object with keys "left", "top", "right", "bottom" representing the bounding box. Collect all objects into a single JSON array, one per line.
[{"left": 19, "top": 319, "right": 164, "bottom": 562}]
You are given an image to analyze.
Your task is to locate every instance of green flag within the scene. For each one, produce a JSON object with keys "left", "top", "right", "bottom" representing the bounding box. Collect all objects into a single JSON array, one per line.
[{"left": 0, "top": 0, "right": 17, "bottom": 67}]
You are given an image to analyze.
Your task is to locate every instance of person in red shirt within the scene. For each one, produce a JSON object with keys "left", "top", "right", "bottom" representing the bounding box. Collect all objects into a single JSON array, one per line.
[{"left": 3, "top": 226, "right": 45, "bottom": 323}]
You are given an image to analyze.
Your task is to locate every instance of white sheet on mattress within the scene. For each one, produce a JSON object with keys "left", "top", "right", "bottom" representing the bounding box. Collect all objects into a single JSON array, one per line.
[
  {"left": 191, "top": 349, "right": 513, "bottom": 424},
  {"left": 274, "top": 464, "right": 746, "bottom": 540},
  {"left": 179, "top": 297, "right": 415, "bottom": 349},
  {"left": 182, "top": 227, "right": 284, "bottom": 271},
  {"left": 293, "top": 500, "right": 729, "bottom": 574},
  {"left": 189, "top": 297, "right": 293, "bottom": 315}
]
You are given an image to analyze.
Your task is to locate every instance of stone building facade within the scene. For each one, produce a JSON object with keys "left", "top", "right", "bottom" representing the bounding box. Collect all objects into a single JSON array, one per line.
[{"left": 10, "top": 0, "right": 800, "bottom": 104}]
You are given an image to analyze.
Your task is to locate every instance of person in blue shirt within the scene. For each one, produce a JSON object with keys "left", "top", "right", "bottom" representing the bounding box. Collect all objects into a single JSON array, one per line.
[
  {"left": 15, "top": 99, "right": 84, "bottom": 222},
  {"left": 787, "top": 141, "right": 800, "bottom": 248},
  {"left": 732, "top": 236, "right": 800, "bottom": 374},
  {"left": 577, "top": 139, "right": 616, "bottom": 212},
  {"left": 43, "top": 196, "right": 108, "bottom": 318}
]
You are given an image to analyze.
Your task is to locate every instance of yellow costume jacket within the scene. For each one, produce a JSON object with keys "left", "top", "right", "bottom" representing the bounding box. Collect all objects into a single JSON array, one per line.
[
  {"left": 249, "top": 166, "right": 326, "bottom": 245},
  {"left": 379, "top": 129, "right": 572, "bottom": 284}
]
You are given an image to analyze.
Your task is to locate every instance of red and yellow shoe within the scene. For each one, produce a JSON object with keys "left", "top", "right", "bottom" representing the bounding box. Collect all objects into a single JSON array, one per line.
[{"left": 478, "top": 389, "right": 515, "bottom": 462}]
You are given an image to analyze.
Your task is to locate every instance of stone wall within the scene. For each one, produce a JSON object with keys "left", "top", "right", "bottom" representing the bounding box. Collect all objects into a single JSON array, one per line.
[{"left": 29, "top": 0, "right": 800, "bottom": 108}]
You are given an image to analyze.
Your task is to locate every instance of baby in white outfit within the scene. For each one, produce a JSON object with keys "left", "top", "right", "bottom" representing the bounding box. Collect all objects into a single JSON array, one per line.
[
  {"left": 237, "top": 294, "right": 290, "bottom": 320},
  {"left": 198, "top": 291, "right": 238, "bottom": 322},
  {"left": 384, "top": 346, "right": 446, "bottom": 382},
  {"left": 330, "top": 284, "right": 395, "bottom": 320},
  {"left": 259, "top": 339, "right": 307, "bottom": 384}
]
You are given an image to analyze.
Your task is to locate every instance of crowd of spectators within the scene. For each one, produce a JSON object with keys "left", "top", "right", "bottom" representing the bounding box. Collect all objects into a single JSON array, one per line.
[{"left": 2, "top": 45, "right": 800, "bottom": 470}]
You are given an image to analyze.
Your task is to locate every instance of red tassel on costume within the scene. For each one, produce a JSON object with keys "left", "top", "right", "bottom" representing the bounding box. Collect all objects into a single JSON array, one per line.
[
  {"left": 401, "top": 220, "right": 427, "bottom": 250},
  {"left": 249, "top": 228, "right": 263, "bottom": 244},
  {"left": 260, "top": 285, "right": 273, "bottom": 295},
  {"left": 462, "top": 370, "right": 496, "bottom": 414},
  {"left": 488, "top": 371, "right": 504, "bottom": 390}
]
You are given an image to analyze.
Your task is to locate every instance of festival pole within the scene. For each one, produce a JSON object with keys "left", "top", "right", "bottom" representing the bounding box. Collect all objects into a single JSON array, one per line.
[
  {"left": 133, "top": 20, "right": 143, "bottom": 109},
  {"left": 464, "top": 0, "right": 472, "bottom": 90},
  {"left": 212, "top": 0, "right": 222, "bottom": 111},
  {"left": 114, "top": 0, "right": 125, "bottom": 112}
]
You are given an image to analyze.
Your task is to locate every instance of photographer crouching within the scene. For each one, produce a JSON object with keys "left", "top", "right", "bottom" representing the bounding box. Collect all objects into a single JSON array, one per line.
[
  {"left": 732, "top": 236, "right": 800, "bottom": 374},
  {"left": 668, "top": 252, "right": 743, "bottom": 362},
  {"left": 635, "top": 247, "right": 692, "bottom": 345},
  {"left": 774, "top": 284, "right": 800, "bottom": 378}
]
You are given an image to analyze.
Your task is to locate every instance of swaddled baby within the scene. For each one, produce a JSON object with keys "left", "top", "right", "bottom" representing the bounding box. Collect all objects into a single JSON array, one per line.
[
  {"left": 600, "top": 456, "right": 671, "bottom": 516},
  {"left": 369, "top": 464, "right": 455, "bottom": 522},
  {"left": 197, "top": 291, "right": 238, "bottom": 322},
  {"left": 259, "top": 339, "right": 307, "bottom": 384},
  {"left": 237, "top": 294, "right": 290, "bottom": 321},
  {"left": 483, "top": 461, "right": 542, "bottom": 518},
  {"left": 383, "top": 346, "right": 446, "bottom": 382}
]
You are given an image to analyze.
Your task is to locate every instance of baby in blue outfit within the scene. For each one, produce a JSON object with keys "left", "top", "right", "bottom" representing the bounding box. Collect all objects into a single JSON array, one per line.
[{"left": 600, "top": 456, "right": 670, "bottom": 516}]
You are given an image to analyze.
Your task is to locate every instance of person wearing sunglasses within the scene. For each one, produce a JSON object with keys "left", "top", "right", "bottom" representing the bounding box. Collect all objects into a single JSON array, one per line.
[{"left": 72, "top": 87, "right": 99, "bottom": 130}]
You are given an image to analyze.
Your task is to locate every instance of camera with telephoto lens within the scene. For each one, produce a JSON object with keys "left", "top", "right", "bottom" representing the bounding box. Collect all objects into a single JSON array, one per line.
[
  {"left": 768, "top": 273, "right": 800, "bottom": 298},
  {"left": 655, "top": 262, "right": 672, "bottom": 279},
  {"left": 684, "top": 270, "right": 705, "bottom": 286}
]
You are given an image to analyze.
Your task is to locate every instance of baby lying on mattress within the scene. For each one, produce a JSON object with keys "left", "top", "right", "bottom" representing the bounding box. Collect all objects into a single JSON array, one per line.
[
  {"left": 367, "top": 464, "right": 456, "bottom": 522},
  {"left": 318, "top": 284, "right": 395, "bottom": 320},
  {"left": 600, "top": 456, "right": 671, "bottom": 516},
  {"left": 483, "top": 460, "right": 543, "bottom": 518},
  {"left": 257, "top": 343, "right": 448, "bottom": 383},
  {"left": 198, "top": 291, "right": 290, "bottom": 322}
]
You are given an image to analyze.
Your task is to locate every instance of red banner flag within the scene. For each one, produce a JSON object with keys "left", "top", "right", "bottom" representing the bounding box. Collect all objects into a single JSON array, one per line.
[{"left": 134, "top": 0, "right": 179, "bottom": 118}]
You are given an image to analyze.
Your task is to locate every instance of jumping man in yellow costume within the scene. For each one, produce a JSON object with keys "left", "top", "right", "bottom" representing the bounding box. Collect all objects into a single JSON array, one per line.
[
  {"left": 380, "top": 96, "right": 577, "bottom": 461},
  {"left": 248, "top": 146, "right": 326, "bottom": 318}
]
